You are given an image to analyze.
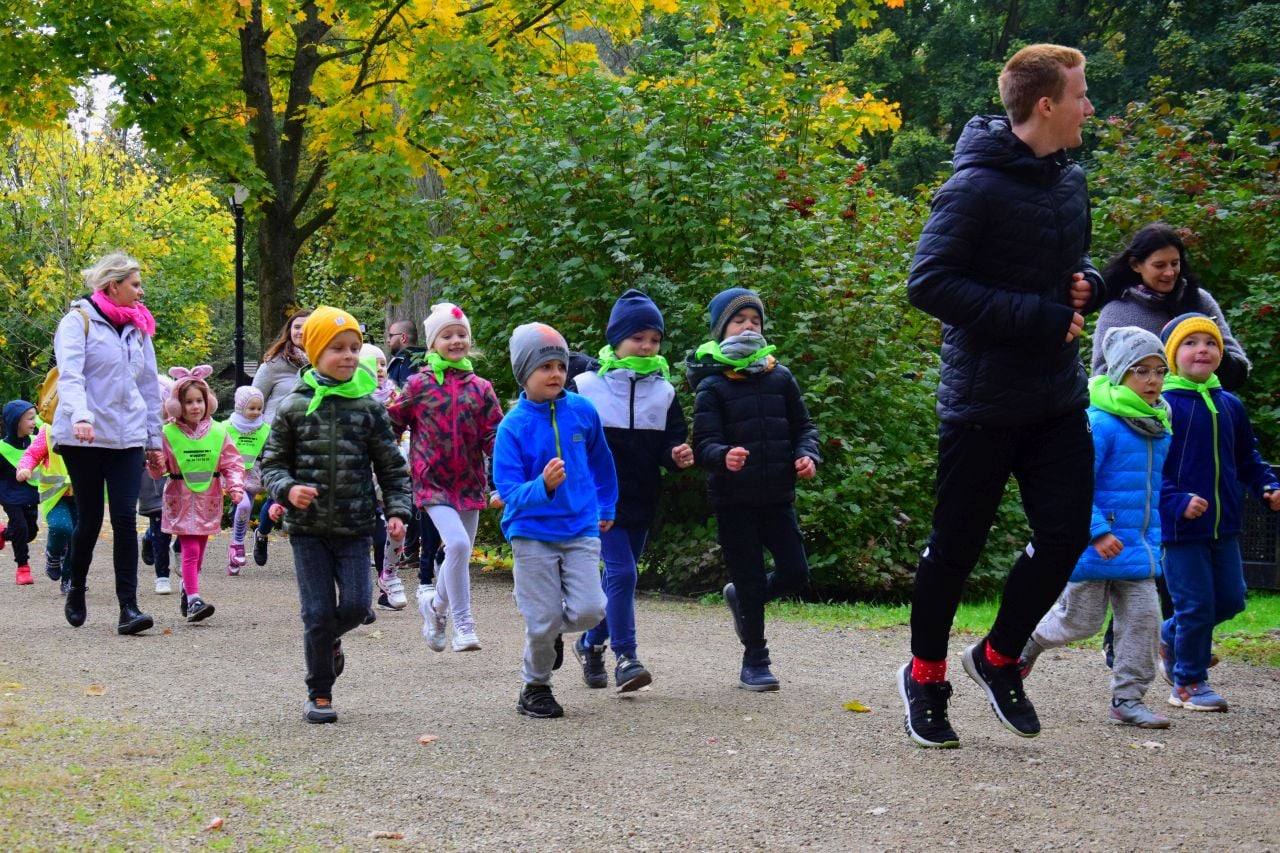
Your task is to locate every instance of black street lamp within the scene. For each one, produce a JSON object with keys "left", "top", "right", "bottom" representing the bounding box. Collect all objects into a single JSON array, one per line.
[{"left": 231, "top": 184, "right": 249, "bottom": 385}]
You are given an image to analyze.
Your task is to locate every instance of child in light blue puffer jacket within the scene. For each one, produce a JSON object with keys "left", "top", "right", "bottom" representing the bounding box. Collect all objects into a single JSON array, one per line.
[{"left": 1021, "top": 327, "right": 1172, "bottom": 729}]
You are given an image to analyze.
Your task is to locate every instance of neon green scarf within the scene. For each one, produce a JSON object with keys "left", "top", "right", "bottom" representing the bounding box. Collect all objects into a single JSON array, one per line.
[
  {"left": 302, "top": 367, "right": 377, "bottom": 415},
  {"left": 1088, "top": 375, "right": 1171, "bottom": 434},
  {"left": 1163, "top": 372, "right": 1221, "bottom": 414},
  {"left": 695, "top": 339, "right": 777, "bottom": 372},
  {"left": 425, "top": 351, "right": 474, "bottom": 384},
  {"left": 597, "top": 345, "right": 670, "bottom": 380}
]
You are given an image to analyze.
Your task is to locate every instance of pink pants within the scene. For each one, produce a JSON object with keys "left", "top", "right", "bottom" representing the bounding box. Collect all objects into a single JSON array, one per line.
[{"left": 178, "top": 534, "right": 209, "bottom": 597}]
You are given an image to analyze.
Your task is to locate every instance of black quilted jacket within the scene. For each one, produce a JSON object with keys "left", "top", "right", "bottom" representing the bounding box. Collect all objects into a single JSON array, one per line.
[
  {"left": 259, "top": 382, "right": 412, "bottom": 537},
  {"left": 908, "top": 115, "right": 1105, "bottom": 427},
  {"left": 688, "top": 357, "right": 820, "bottom": 509}
]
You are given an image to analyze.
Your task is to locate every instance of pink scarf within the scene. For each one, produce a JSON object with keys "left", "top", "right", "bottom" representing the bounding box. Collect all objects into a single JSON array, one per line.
[{"left": 91, "top": 289, "right": 157, "bottom": 336}]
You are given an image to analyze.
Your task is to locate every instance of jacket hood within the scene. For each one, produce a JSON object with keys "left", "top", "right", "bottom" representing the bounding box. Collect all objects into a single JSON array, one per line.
[
  {"left": 3, "top": 400, "right": 35, "bottom": 443},
  {"left": 953, "top": 115, "right": 1070, "bottom": 183}
]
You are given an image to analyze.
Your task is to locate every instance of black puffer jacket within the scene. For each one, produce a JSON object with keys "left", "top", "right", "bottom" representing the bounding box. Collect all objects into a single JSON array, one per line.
[
  {"left": 259, "top": 381, "right": 412, "bottom": 537},
  {"left": 908, "top": 115, "right": 1104, "bottom": 427},
  {"left": 688, "top": 357, "right": 820, "bottom": 509}
]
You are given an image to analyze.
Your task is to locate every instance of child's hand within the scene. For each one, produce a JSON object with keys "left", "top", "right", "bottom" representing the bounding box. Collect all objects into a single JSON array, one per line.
[
  {"left": 542, "top": 458, "right": 566, "bottom": 493},
  {"left": 795, "top": 456, "right": 816, "bottom": 479},
  {"left": 599, "top": 519, "right": 614, "bottom": 533},
  {"left": 1064, "top": 311, "right": 1085, "bottom": 343},
  {"left": 725, "top": 447, "right": 749, "bottom": 472},
  {"left": 1265, "top": 490, "right": 1280, "bottom": 512},
  {"left": 671, "top": 443, "right": 694, "bottom": 469},
  {"left": 1068, "top": 272, "right": 1091, "bottom": 310},
  {"left": 1183, "top": 494, "right": 1209, "bottom": 519},
  {"left": 268, "top": 503, "right": 286, "bottom": 522},
  {"left": 145, "top": 450, "right": 163, "bottom": 470},
  {"left": 228, "top": 489, "right": 244, "bottom": 505},
  {"left": 387, "top": 517, "right": 406, "bottom": 539},
  {"left": 1091, "top": 532, "right": 1123, "bottom": 560},
  {"left": 488, "top": 492, "right": 505, "bottom": 510},
  {"left": 15, "top": 467, "right": 31, "bottom": 483},
  {"left": 288, "top": 484, "right": 320, "bottom": 510}
]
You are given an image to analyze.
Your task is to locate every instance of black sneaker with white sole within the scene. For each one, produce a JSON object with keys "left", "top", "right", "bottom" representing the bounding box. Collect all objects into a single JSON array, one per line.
[
  {"left": 185, "top": 597, "right": 215, "bottom": 623},
  {"left": 962, "top": 640, "right": 1040, "bottom": 737},
  {"left": 304, "top": 697, "right": 337, "bottom": 723},
  {"left": 614, "top": 655, "right": 652, "bottom": 694},
  {"left": 897, "top": 663, "right": 960, "bottom": 748},
  {"left": 572, "top": 635, "right": 608, "bottom": 689},
  {"left": 517, "top": 684, "right": 564, "bottom": 718},
  {"left": 253, "top": 531, "right": 268, "bottom": 567}
]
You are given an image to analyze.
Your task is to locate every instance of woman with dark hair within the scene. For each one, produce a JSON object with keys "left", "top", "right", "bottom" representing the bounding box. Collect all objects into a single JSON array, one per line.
[
  {"left": 1095, "top": 223, "right": 1250, "bottom": 390},
  {"left": 54, "top": 251, "right": 163, "bottom": 634},
  {"left": 250, "top": 309, "right": 311, "bottom": 565}
]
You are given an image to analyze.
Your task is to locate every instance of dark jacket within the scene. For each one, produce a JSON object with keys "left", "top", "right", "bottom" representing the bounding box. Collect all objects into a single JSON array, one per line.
[
  {"left": 387, "top": 346, "right": 426, "bottom": 389},
  {"left": 908, "top": 115, "right": 1104, "bottom": 427},
  {"left": 570, "top": 357, "right": 688, "bottom": 530},
  {"left": 1, "top": 401, "right": 37, "bottom": 506},
  {"left": 688, "top": 357, "right": 820, "bottom": 509},
  {"left": 258, "top": 378, "right": 413, "bottom": 538}
]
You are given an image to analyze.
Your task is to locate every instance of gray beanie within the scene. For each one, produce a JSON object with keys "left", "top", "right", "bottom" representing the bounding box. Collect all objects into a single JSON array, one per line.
[
  {"left": 509, "top": 322, "right": 570, "bottom": 386},
  {"left": 1101, "top": 326, "right": 1167, "bottom": 384}
]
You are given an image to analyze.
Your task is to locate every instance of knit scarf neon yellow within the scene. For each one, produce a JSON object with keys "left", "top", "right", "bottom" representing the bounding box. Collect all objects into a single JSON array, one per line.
[
  {"left": 1088, "top": 375, "right": 1171, "bottom": 434},
  {"left": 302, "top": 368, "right": 376, "bottom": 415},
  {"left": 1163, "top": 372, "right": 1221, "bottom": 414},
  {"left": 695, "top": 339, "right": 777, "bottom": 371},
  {"left": 425, "top": 351, "right": 474, "bottom": 384},
  {"left": 597, "top": 345, "right": 670, "bottom": 380}
]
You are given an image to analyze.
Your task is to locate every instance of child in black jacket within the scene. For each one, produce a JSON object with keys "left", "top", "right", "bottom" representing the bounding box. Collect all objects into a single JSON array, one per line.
[{"left": 686, "top": 288, "right": 820, "bottom": 691}]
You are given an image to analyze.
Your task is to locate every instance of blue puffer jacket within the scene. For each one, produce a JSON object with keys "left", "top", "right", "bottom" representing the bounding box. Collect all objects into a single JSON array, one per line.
[
  {"left": 0, "top": 400, "right": 38, "bottom": 506},
  {"left": 1072, "top": 407, "right": 1169, "bottom": 582}
]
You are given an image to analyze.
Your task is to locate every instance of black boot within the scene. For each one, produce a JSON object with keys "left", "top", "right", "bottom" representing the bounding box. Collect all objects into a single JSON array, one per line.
[
  {"left": 117, "top": 602, "right": 154, "bottom": 635},
  {"left": 65, "top": 585, "right": 87, "bottom": 628}
]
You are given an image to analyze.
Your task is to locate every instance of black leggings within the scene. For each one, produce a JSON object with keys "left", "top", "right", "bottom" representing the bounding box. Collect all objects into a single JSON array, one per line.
[
  {"left": 2, "top": 503, "right": 39, "bottom": 566},
  {"left": 59, "top": 445, "right": 144, "bottom": 606}
]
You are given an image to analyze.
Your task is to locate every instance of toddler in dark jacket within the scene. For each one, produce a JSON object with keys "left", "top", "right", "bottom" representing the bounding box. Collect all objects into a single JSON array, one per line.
[{"left": 686, "top": 288, "right": 820, "bottom": 691}]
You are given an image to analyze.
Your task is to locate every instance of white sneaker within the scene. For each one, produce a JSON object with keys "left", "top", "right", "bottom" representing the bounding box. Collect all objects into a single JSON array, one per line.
[
  {"left": 452, "top": 616, "right": 481, "bottom": 652},
  {"left": 155, "top": 576, "right": 171, "bottom": 595},
  {"left": 422, "top": 596, "right": 448, "bottom": 652},
  {"left": 416, "top": 583, "right": 435, "bottom": 606},
  {"left": 384, "top": 574, "right": 408, "bottom": 610}
]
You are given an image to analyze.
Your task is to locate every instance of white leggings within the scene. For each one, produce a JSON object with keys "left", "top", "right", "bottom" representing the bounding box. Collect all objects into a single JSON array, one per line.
[{"left": 425, "top": 506, "right": 479, "bottom": 622}]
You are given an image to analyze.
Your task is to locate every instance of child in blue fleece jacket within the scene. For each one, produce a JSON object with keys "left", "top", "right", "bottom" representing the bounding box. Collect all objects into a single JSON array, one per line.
[{"left": 493, "top": 322, "right": 617, "bottom": 720}]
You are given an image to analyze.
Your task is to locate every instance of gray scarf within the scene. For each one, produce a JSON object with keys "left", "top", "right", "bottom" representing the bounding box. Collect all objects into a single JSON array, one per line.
[{"left": 718, "top": 332, "right": 774, "bottom": 373}]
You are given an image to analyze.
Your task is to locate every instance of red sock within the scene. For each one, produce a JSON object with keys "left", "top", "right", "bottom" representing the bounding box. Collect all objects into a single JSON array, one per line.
[
  {"left": 911, "top": 656, "right": 947, "bottom": 683},
  {"left": 984, "top": 640, "right": 1018, "bottom": 668}
]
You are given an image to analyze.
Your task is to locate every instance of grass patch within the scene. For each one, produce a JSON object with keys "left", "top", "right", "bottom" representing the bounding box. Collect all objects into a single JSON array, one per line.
[{"left": 700, "top": 590, "right": 1280, "bottom": 667}]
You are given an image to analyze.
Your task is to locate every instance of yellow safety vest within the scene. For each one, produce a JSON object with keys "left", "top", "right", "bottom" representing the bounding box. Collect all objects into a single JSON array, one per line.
[
  {"left": 162, "top": 422, "right": 228, "bottom": 494},
  {"left": 29, "top": 427, "right": 71, "bottom": 519},
  {"left": 229, "top": 422, "right": 270, "bottom": 471}
]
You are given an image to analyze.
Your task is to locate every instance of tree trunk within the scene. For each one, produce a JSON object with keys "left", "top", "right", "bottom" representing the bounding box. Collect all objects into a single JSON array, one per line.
[
  {"left": 256, "top": 215, "right": 299, "bottom": 345},
  {"left": 386, "top": 168, "right": 446, "bottom": 327}
]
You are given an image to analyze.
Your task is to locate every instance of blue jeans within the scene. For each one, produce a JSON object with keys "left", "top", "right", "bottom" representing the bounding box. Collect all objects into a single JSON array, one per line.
[
  {"left": 46, "top": 498, "right": 79, "bottom": 581},
  {"left": 1161, "top": 538, "right": 1246, "bottom": 685},
  {"left": 258, "top": 499, "right": 277, "bottom": 536},
  {"left": 585, "top": 525, "right": 648, "bottom": 658},
  {"left": 290, "top": 534, "right": 373, "bottom": 700}
]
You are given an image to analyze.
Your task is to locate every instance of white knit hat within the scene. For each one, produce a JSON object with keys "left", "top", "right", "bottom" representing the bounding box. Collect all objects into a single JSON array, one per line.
[{"left": 421, "top": 303, "right": 471, "bottom": 350}]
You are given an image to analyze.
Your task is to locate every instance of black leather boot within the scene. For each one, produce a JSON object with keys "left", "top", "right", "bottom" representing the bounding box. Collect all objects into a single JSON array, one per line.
[
  {"left": 65, "top": 586, "right": 87, "bottom": 627},
  {"left": 117, "top": 602, "right": 154, "bottom": 635}
]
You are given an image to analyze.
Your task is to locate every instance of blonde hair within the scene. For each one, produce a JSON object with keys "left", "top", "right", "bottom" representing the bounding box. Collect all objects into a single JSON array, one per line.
[
  {"left": 998, "top": 44, "right": 1086, "bottom": 124},
  {"left": 81, "top": 252, "right": 141, "bottom": 292}
]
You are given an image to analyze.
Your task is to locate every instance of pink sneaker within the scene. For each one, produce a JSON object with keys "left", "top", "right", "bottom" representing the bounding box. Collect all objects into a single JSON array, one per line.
[{"left": 228, "top": 543, "right": 246, "bottom": 575}]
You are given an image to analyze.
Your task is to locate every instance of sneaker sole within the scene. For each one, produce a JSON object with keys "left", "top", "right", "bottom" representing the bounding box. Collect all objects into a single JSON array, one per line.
[
  {"left": 1110, "top": 712, "right": 1171, "bottom": 729},
  {"left": 571, "top": 639, "right": 609, "bottom": 689},
  {"left": 186, "top": 604, "right": 216, "bottom": 623},
  {"left": 961, "top": 643, "right": 1039, "bottom": 738},
  {"left": 516, "top": 703, "right": 564, "bottom": 719},
  {"left": 897, "top": 664, "right": 960, "bottom": 749},
  {"left": 616, "top": 670, "right": 652, "bottom": 694},
  {"left": 1167, "top": 696, "right": 1228, "bottom": 712},
  {"left": 737, "top": 679, "right": 780, "bottom": 692},
  {"left": 452, "top": 640, "right": 482, "bottom": 652},
  {"left": 304, "top": 710, "right": 337, "bottom": 724}
]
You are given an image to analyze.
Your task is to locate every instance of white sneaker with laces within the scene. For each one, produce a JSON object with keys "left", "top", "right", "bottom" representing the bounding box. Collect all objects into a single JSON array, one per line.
[
  {"left": 416, "top": 583, "right": 435, "bottom": 609},
  {"left": 452, "top": 616, "right": 481, "bottom": 652},
  {"left": 155, "top": 576, "right": 171, "bottom": 595},
  {"left": 422, "top": 596, "right": 448, "bottom": 652}
]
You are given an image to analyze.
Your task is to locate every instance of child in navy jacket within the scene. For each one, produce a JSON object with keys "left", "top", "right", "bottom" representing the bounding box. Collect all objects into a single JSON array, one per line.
[{"left": 1158, "top": 313, "right": 1280, "bottom": 712}]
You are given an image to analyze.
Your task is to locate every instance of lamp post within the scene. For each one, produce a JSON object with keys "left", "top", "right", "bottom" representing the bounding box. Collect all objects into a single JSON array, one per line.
[{"left": 231, "top": 184, "right": 249, "bottom": 385}]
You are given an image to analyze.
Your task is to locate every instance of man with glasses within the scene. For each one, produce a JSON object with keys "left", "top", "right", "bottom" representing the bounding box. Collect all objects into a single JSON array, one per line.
[{"left": 386, "top": 320, "right": 425, "bottom": 389}]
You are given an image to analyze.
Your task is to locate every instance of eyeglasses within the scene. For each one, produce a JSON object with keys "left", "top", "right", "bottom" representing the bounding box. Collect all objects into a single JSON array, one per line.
[{"left": 1127, "top": 366, "right": 1169, "bottom": 379}]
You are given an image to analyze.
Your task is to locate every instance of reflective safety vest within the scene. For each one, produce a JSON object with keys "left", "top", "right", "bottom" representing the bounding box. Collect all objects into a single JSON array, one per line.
[
  {"left": 0, "top": 439, "right": 22, "bottom": 469},
  {"left": 229, "top": 422, "right": 270, "bottom": 471},
  {"left": 162, "top": 421, "right": 228, "bottom": 494},
  {"left": 29, "top": 427, "right": 71, "bottom": 519}
]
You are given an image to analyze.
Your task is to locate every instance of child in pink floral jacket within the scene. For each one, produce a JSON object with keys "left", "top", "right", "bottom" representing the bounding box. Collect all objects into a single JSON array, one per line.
[
  {"left": 146, "top": 365, "right": 244, "bottom": 623},
  {"left": 388, "top": 303, "right": 502, "bottom": 652}
]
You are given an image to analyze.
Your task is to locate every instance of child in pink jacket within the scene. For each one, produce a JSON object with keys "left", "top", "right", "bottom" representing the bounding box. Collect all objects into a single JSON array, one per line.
[{"left": 146, "top": 365, "right": 244, "bottom": 622}]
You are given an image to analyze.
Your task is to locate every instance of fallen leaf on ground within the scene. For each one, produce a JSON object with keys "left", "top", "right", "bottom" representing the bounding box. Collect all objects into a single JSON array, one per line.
[
  {"left": 85, "top": 685, "right": 105, "bottom": 696},
  {"left": 205, "top": 817, "right": 224, "bottom": 831},
  {"left": 162, "top": 628, "right": 173, "bottom": 635},
  {"left": 843, "top": 699, "right": 872, "bottom": 713},
  {"left": 370, "top": 830, "right": 404, "bottom": 839},
  {"left": 369, "top": 630, "right": 384, "bottom": 640},
  {"left": 2, "top": 682, "right": 21, "bottom": 689},
  {"left": 418, "top": 734, "right": 439, "bottom": 745}
]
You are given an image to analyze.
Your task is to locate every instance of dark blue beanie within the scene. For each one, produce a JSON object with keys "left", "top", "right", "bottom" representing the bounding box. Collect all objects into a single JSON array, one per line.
[
  {"left": 606, "top": 289, "right": 664, "bottom": 347},
  {"left": 708, "top": 288, "right": 765, "bottom": 341}
]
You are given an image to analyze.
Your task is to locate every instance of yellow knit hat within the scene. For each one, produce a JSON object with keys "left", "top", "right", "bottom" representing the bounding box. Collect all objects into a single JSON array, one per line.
[
  {"left": 302, "top": 306, "right": 361, "bottom": 366},
  {"left": 1160, "top": 312, "right": 1222, "bottom": 375}
]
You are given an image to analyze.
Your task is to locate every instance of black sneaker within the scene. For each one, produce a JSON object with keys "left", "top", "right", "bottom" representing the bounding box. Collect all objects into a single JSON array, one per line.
[
  {"left": 572, "top": 635, "right": 608, "bottom": 689},
  {"left": 362, "top": 608, "right": 377, "bottom": 625},
  {"left": 375, "top": 591, "right": 399, "bottom": 611},
  {"left": 517, "top": 684, "right": 564, "bottom": 718},
  {"left": 304, "top": 697, "right": 337, "bottom": 724},
  {"left": 614, "top": 654, "right": 653, "bottom": 694},
  {"left": 140, "top": 532, "right": 154, "bottom": 566},
  {"left": 185, "top": 597, "right": 215, "bottom": 623},
  {"left": 253, "top": 532, "right": 268, "bottom": 567},
  {"left": 962, "top": 640, "right": 1040, "bottom": 737},
  {"left": 723, "top": 583, "right": 745, "bottom": 644},
  {"left": 552, "top": 634, "right": 564, "bottom": 670},
  {"left": 897, "top": 663, "right": 960, "bottom": 748}
]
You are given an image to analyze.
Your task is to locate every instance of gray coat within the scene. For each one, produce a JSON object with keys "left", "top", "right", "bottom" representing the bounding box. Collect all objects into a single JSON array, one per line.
[{"left": 252, "top": 354, "right": 306, "bottom": 424}]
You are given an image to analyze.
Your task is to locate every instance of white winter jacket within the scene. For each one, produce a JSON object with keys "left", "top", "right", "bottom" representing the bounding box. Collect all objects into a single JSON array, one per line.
[{"left": 51, "top": 298, "right": 163, "bottom": 452}]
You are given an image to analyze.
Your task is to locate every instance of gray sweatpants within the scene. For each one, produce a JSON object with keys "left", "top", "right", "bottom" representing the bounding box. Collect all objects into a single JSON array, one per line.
[
  {"left": 511, "top": 536, "right": 607, "bottom": 685},
  {"left": 1031, "top": 578, "right": 1161, "bottom": 702}
]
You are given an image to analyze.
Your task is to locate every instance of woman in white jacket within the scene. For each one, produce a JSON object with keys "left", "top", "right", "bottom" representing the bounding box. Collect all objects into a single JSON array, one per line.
[{"left": 53, "top": 252, "right": 163, "bottom": 635}]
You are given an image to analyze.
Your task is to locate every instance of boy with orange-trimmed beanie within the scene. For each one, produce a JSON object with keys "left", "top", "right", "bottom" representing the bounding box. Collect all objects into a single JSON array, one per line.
[
  {"left": 1158, "top": 313, "right": 1280, "bottom": 712},
  {"left": 259, "top": 306, "right": 413, "bottom": 724}
]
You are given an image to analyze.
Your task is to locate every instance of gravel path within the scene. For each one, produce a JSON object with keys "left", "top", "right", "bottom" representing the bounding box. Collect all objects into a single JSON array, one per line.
[{"left": 2, "top": 530, "right": 1278, "bottom": 850}]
